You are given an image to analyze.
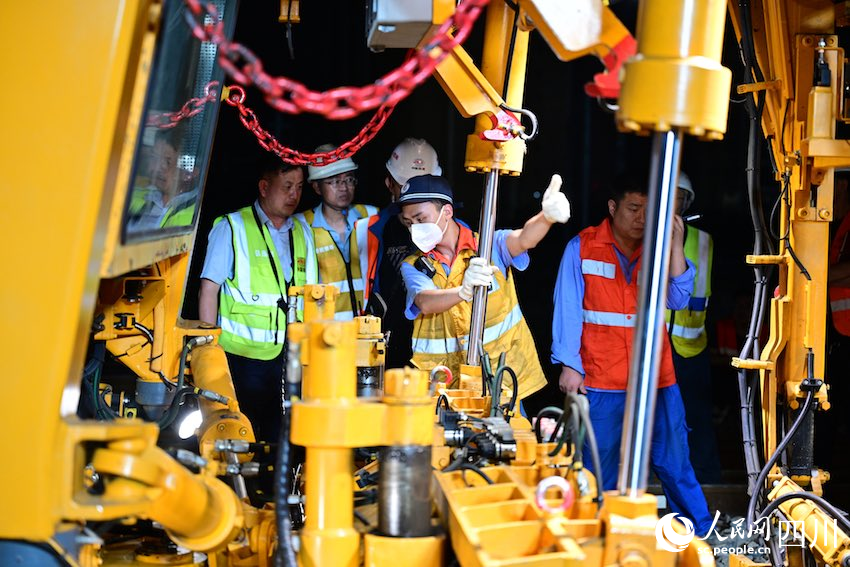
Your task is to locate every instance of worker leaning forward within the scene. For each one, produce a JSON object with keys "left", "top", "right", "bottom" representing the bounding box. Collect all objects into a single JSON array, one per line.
[
  {"left": 198, "top": 156, "right": 317, "bottom": 443},
  {"left": 399, "top": 173, "right": 571, "bottom": 404},
  {"left": 296, "top": 144, "right": 377, "bottom": 321},
  {"left": 356, "top": 138, "right": 443, "bottom": 369},
  {"left": 551, "top": 174, "right": 712, "bottom": 535}
]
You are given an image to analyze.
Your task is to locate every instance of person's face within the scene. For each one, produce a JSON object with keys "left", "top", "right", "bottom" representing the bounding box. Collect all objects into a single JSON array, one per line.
[
  {"left": 313, "top": 172, "right": 356, "bottom": 210},
  {"left": 608, "top": 192, "right": 647, "bottom": 242},
  {"left": 259, "top": 168, "right": 303, "bottom": 219},
  {"left": 151, "top": 140, "right": 179, "bottom": 194},
  {"left": 675, "top": 188, "right": 687, "bottom": 215},
  {"left": 400, "top": 201, "right": 452, "bottom": 228}
]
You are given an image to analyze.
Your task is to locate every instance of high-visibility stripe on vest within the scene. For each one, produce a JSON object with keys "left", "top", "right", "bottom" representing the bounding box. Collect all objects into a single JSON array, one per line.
[
  {"left": 403, "top": 230, "right": 546, "bottom": 401},
  {"left": 830, "top": 213, "right": 850, "bottom": 336},
  {"left": 217, "top": 206, "right": 317, "bottom": 360},
  {"left": 579, "top": 218, "right": 676, "bottom": 390},
  {"left": 664, "top": 225, "right": 713, "bottom": 357},
  {"left": 299, "top": 204, "right": 378, "bottom": 321},
  {"left": 356, "top": 214, "right": 381, "bottom": 305}
]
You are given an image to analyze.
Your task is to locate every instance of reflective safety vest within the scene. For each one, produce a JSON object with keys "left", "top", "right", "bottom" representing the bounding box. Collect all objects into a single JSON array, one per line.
[
  {"left": 829, "top": 213, "right": 850, "bottom": 336},
  {"left": 578, "top": 219, "right": 676, "bottom": 390},
  {"left": 217, "top": 206, "right": 317, "bottom": 360},
  {"left": 403, "top": 233, "right": 546, "bottom": 401},
  {"left": 161, "top": 198, "right": 196, "bottom": 227},
  {"left": 300, "top": 204, "right": 378, "bottom": 321},
  {"left": 128, "top": 186, "right": 197, "bottom": 228},
  {"left": 665, "top": 225, "right": 713, "bottom": 357}
]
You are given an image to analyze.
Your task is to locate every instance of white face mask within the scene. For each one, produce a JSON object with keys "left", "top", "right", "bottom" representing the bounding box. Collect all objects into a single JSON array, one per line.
[{"left": 410, "top": 207, "right": 447, "bottom": 253}]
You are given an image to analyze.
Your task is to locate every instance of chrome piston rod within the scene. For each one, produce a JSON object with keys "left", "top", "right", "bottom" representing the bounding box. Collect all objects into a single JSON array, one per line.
[
  {"left": 618, "top": 129, "right": 683, "bottom": 496},
  {"left": 467, "top": 170, "right": 501, "bottom": 366}
]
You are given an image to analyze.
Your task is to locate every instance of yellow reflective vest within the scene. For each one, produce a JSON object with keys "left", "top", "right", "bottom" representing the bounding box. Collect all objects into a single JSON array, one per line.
[
  {"left": 128, "top": 186, "right": 197, "bottom": 228},
  {"left": 217, "top": 206, "right": 317, "bottom": 360},
  {"left": 665, "top": 224, "right": 713, "bottom": 358},
  {"left": 403, "top": 233, "right": 546, "bottom": 401},
  {"left": 298, "top": 204, "right": 378, "bottom": 321}
]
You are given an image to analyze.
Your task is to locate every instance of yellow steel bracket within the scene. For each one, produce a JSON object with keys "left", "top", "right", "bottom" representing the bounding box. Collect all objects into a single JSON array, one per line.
[
  {"left": 432, "top": 1, "right": 634, "bottom": 174},
  {"left": 279, "top": 0, "right": 300, "bottom": 24}
]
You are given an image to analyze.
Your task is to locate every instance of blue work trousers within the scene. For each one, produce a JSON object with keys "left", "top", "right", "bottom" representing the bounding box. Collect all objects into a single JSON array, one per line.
[{"left": 584, "top": 384, "right": 714, "bottom": 536}]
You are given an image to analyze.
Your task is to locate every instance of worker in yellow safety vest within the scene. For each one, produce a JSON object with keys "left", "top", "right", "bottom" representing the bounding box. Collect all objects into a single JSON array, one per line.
[
  {"left": 198, "top": 156, "right": 317, "bottom": 442},
  {"left": 664, "top": 171, "right": 721, "bottom": 484},
  {"left": 127, "top": 128, "right": 199, "bottom": 232},
  {"left": 399, "top": 174, "right": 571, "bottom": 403},
  {"left": 296, "top": 144, "right": 377, "bottom": 321}
]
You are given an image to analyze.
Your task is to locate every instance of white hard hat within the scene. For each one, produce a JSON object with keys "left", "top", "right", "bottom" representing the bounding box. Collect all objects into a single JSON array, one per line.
[
  {"left": 677, "top": 171, "right": 695, "bottom": 212},
  {"left": 386, "top": 138, "right": 442, "bottom": 185},
  {"left": 307, "top": 144, "right": 358, "bottom": 182},
  {"left": 677, "top": 171, "right": 694, "bottom": 197}
]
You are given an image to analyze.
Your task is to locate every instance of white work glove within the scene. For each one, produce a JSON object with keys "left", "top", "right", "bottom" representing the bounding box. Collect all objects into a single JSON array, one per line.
[
  {"left": 541, "top": 174, "right": 571, "bottom": 224},
  {"left": 458, "top": 257, "right": 497, "bottom": 301}
]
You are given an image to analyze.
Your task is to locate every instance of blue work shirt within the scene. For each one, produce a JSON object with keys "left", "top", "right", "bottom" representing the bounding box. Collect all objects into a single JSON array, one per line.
[
  {"left": 201, "top": 200, "right": 295, "bottom": 285},
  {"left": 550, "top": 233, "right": 695, "bottom": 381},
  {"left": 401, "top": 226, "right": 529, "bottom": 320}
]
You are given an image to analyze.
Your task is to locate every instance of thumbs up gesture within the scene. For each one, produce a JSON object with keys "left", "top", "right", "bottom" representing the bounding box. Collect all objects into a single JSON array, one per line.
[{"left": 541, "top": 174, "right": 571, "bottom": 224}]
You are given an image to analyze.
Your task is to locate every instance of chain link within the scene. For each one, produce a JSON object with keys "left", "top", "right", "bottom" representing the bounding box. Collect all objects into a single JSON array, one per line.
[
  {"left": 223, "top": 85, "right": 396, "bottom": 166},
  {"left": 146, "top": 81, "right": 220, "bottom": 128},
  {"left": 184, "top": 0, "right": 489, "bottom": 120}
]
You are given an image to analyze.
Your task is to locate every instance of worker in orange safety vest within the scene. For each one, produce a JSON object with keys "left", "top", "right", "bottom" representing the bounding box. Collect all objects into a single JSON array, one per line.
[{"left": 551, "top": 173, "right": 712, "bottom": 536}]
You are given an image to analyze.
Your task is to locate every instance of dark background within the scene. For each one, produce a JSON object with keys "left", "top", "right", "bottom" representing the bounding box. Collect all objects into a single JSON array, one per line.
[{"left": 181, "top": 0, "right": 836, "bottom": 500}]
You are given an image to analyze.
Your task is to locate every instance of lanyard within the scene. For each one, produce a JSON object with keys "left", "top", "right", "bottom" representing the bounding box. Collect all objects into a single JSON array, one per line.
[{"left": 252, "top": 206, "right": 294, "bottom": 343}]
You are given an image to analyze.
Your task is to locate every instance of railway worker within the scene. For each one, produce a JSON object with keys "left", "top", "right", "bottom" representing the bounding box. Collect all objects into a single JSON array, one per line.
[
  {"left": 665, "top": 172, "right": 722, "bottom": 484},
  {"left": 356, "top": 138, "right": 443, "bottom": 369},
  {"left": 198, "top": 156, "right": 316, "bottom": 443},
  {"left": 399, "top": 173, "right": 571, "bottom": 403},
  {"left": 296, "top": 144, "right": 377, "bottom": 321},
  {"left": 551, "top": 173, "right": 713, "bottom": 535}
]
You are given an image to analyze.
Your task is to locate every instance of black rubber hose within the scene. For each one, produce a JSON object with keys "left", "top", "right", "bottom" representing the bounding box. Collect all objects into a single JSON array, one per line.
[
  {"left": 157, "top": 387, "right": 196, "bottom": 429},
  {"left": 495, "top": 364, "right": 519, "bottom": 418},
  {"left": 457, "top": 463, "right": 495, "bottom": 485},
  {"left": 757, "top": 490, "right": 850, "bottom": 534},
  {"left": 746, "top": 390, "right": 815, "bottom": 527},
  {"left": 274, "top": 407, "right": 297, "bottom": 567},
  {"left": 572, "top": 394, "right": 604, "bottom": 512},
  {"left": 534, "top": 407, "right": 563, "bottom": 443}
]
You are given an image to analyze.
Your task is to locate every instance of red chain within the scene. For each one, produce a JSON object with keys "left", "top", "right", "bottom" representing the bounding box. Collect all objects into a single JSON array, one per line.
[
  {"left": 183, "top": 0, "right": 489, "bottom": 120},
  {"left": 146, "top": 81, "right": 220, "bottom": 128},
  {"left": 224, "top": 85, "right": 396, "bottom": 166}
]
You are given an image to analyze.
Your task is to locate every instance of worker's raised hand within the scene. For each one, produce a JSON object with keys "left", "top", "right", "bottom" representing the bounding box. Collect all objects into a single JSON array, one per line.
[
  {"left": 458, "top": 257, "right": 497, "bottom": 301},
  {"left": 541, "top": 174, "right": 571, "bottom": 224}
]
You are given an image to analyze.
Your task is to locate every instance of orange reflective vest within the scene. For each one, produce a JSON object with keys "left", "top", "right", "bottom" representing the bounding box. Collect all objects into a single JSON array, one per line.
[
  {"left": 829, "top": 213, "right": 850, "bottom": 336},
  {"left": 579, "top": 219, "right": 676, "bottom": 390}
]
